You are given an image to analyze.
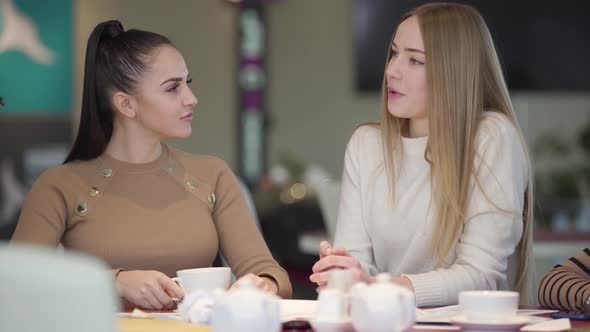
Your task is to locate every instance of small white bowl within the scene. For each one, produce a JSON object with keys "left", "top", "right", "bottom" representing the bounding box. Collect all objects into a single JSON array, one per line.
[{"left": 459, "top": 291, "right": 519, "bottom": 323}]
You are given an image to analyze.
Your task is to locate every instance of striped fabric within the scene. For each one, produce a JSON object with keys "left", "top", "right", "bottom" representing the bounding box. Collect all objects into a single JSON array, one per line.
[{"left": 538, "top": 248, "right": 590, "bottom": 311}]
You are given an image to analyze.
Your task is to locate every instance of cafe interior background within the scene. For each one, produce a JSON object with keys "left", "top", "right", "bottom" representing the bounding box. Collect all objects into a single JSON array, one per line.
[{"left": 1, "top": 0, "right": 589, "bottom": 299}]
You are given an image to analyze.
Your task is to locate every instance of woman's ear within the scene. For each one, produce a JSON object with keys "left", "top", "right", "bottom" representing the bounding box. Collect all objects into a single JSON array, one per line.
[{"left": 112, "top": 91, "right": 137, "bottom": 118}]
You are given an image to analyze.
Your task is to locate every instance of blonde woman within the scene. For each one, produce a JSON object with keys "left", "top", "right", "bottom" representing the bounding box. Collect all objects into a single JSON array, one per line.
[{"left": 310, "top": 2, "right": 533, "bottom": 307}]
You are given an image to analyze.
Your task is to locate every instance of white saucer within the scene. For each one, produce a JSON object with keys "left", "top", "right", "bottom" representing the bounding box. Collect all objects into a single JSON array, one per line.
[
  {"left": 450, "top": 315, "right": 530, "bottom": 331},
  {"left": 309, "top": 318, "right": 354, "bottom": 332}
]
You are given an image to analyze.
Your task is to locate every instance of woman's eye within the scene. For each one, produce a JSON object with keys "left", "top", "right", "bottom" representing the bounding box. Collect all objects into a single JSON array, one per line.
[{"left": 410, "top": 58, "right": 425, "bottom": 65}]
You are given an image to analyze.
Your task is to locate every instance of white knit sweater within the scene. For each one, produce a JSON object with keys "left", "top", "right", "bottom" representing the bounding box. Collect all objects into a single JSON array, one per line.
[{"left": 334, "top": 112, "right": 528, "bottom": 307}]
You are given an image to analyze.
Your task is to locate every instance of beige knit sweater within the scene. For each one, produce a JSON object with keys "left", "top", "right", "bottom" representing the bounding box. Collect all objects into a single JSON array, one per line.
[{"left": 12, "top": 144, "right": 292, "bottom": 298}]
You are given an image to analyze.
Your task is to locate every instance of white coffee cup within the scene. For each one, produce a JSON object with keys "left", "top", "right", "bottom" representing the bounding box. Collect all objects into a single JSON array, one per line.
[
  {"left": 315, "top": 288, "right": 348, "bottom": 322},
  {"left": 459, "top": 291, "right": 519, "bottom": 322},
  {"left": 173, "top": 267, "right": 231, "bottom": 294}
]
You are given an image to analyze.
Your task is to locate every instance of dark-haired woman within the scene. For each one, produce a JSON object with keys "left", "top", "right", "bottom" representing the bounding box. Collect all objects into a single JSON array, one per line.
[{"left": 11, "top": 20, "right": 291, "bottom": 309}]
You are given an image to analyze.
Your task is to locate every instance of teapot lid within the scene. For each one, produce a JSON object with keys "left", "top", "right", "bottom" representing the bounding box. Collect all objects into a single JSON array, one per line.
[
  {"left": 237, "top": 277, "right": 254, "bottom": 289},
  {"left": 368, "top": 273, "right": 406, "bottom": 294},
  {"left": 211, "top": 279, "right": 281, "bottom": 332},
  {"left": 230, "top": 278, "right": 259, "bottom": 298},
  {"left": 375, "top": 273, "right": 391, "bottom": 284},
  {"left": 369, "top": 273, "right": 414, "bottom": 299},
  {"left": 223, "top": 277, "right": 277, "bottom": 303}
]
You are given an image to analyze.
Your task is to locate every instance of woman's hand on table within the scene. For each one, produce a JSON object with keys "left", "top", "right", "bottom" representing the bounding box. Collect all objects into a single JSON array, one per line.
[
  {"left": 310, "top": 241, "right": 373, "bottom": 291},
  {"left": 230, "top": 273, "right": 279, "bottom": 295},
  {"left": 310, "top": 241, "right": 415, "bottom": 292},
  {"left": 115, "top": 270, "right": 184, "bottom": 309}
]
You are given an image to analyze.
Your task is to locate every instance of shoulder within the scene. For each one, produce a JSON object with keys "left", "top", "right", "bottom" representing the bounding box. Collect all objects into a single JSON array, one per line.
[
  {"left": 351, "top": 123, "right": 381, "bottom": 142},
  {"left": 33, "top": 161, "right": 84, "bottom": 187},
  {"left": 476, "top": 111, "right": 521, "bottom": 147},
  {"left": 26, "top": 159, "right": 99, "bottom": 199},
  {"left": 342, "top": 123, "right": 385, "bottom": 174},
  {"left": 348, "top": 123, "right": 382, "bottom": 151},
  {"left": 474, "top": 111, "right": 529, "bottom": 176},
  {"left": 167, "top": 145, "right": 233, "bottom": 179}
]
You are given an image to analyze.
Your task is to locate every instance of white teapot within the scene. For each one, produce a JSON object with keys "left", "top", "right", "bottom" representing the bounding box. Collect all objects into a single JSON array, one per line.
[
  {"left": 350, "top": 273, "right": 415, "bottom": 332},
  {"left": 210, "top": 278, "right": 281, "bottom": 332}
]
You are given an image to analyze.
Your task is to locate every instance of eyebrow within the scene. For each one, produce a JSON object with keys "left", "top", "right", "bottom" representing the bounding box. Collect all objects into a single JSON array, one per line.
[
  {"left": 391, "top": 41, "right": 424, "bottom": 54},
  {"left": 160, "top": 74, "right": 190, "bottom": 86}
]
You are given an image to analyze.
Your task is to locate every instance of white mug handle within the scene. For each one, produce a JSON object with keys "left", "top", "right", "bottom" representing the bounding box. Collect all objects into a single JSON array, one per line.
[
  {"left": 172, "top": 277, "right": 182, "bottom": 288},
  {"left": 168, "top": 277, "right": 183, "bottom": 302}
]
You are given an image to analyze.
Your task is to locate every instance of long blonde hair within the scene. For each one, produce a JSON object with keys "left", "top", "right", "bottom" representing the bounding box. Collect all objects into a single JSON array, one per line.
[{"left": 377, "top": 3, "right": 534, "bottom": 300}]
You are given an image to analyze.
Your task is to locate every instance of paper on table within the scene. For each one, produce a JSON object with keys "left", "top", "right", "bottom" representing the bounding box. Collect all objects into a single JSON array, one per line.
[
  {"left": 117, "top": 309, "right": 182, "bottom": 321},
  {"left": 521, "top": 318, "right": 571, "bottom": 331},
  {"left": 518, "top": 309, "right": 560, "bottom": 316},
  {"left": 414, "top": 325, "right": 459, "bottom": 330},
  {"left": 280, "top": 300, "right": 560, "bottom": 326},
  {"left": 416, "top": 305, "right": 559, "bottom": 323},
  {"left": 416, "top": 305, "right": 460, "bottom": 323},
  {"left": 280, "top": 299, "right": 318, "bottom": 322}
]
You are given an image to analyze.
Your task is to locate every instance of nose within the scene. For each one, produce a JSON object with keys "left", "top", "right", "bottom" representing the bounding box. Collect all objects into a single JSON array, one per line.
[
  {"left": 184, "top": 88, "right": 198, "bottom": 108},
  {"left": 385, "top": 55, "right": 402, "bottom": 81}
]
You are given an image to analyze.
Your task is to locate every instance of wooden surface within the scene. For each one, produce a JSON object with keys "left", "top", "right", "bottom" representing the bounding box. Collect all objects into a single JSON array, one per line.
[{"left": 120, "top": 317, "right": 211, "bottom": 332}]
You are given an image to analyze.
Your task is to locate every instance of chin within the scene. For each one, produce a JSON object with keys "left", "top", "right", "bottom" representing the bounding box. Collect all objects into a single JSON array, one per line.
[
  {"left": 387, "top": 106, "right": 412, "bottom": 119},
  {"left": 168, "top": 128, "right": 192, "bottom": 139},
  {"left": 180, "top": 124, "right": 193, "bottom": 137},
  {"left": 179, "top": 129, "right": 192, "bottom": 138}
]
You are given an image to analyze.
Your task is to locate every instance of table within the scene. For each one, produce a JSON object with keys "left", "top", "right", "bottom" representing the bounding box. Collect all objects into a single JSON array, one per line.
[{"left": 122, "top": 305, "right": 590, "bottom": 332}]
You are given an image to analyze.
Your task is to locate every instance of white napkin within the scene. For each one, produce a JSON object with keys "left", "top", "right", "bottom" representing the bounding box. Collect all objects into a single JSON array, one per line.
[
  {"left": 521, "top": 318, "right": 571, "bottom": 331},
  {"left": 417, "top": 305, "right": 559, "bottom": 324},
  {"left": 128, "top": 308, "right": 153, "bottom": 319},
  {"left": 117, "top": 308, "right": 181, "bottom": 320},
  {"left": 416, "top": 305, "right": 461, "bottom": 323}
]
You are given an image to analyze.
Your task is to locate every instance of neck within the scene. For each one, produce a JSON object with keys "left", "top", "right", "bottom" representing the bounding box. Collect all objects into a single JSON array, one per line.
[
  {"left": 408, "top": 117, "right": 429, "bottom": 138},
  {"left": 105, "top": 118, "right": 162, "bottom": 164}
]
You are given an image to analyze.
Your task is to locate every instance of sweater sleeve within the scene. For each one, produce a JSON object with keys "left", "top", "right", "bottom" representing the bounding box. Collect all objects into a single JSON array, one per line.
[
  {"left": 11, "top": 170, "right": 67, "bottom": 247},
  {"left": 212, "top": 160, "right": 292, "bottom": 298},
  {"left": 538, "top": 248, "right": 590, "bottom": 311},
  {"left": 334, "top": 128, "right": 379, "bottom": 275},
  {"left": 405, "top": 117, "right": 528, "bottom": 306}
]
